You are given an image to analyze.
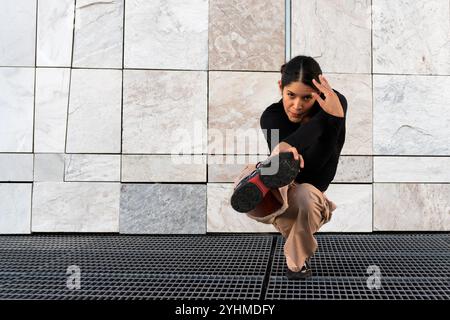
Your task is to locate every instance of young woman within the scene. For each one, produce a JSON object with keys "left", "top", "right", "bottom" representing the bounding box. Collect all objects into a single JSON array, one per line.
[{"left": 231, "top": 55, "right": 347, "bottom": 279}]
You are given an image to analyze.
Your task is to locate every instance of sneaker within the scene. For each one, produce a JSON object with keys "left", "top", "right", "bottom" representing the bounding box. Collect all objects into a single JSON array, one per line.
[
  {"left": 286, "top": 259, "right": 312, "bottom": 280},
  {"left": 230, "top": 152, "right": 300, "bottom": 213}
]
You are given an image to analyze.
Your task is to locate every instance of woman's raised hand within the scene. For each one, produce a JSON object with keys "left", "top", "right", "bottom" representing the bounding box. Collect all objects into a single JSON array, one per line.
[{"left": 311, "top": 74, "right": 344, "bottom": 118}]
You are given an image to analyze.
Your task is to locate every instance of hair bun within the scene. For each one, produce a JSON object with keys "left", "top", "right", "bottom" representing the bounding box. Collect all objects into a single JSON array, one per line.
[{"left": 280, "top": 63, "right": 286, "bottom": 74}]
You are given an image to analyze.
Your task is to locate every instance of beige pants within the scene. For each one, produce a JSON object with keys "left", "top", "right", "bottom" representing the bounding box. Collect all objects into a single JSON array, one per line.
[{"left": 233, "top": 163, "right": 337, "bottom": 272}]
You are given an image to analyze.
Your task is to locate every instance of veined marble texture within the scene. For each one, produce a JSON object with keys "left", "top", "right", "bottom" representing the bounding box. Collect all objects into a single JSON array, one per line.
[
  {"left": 208, "top": 154, "right": 269, "bottom": 183},
  {"left": 66, "top": 69, "right": 122, "bottom": 153},
  {"left": 325, "top": 73, "right": 372, "bottom": 155},
  {"left": 32, "top": 182, "right": 120, "bottom": 232},
  {"left": 0, "top": 184, "right": 32, "bottom": 234},
  {"left": 120, "top": 184, "right": 206, "bottom": 234},
  {"left": 373, "top": 75, "right": 450, "bottom": 155},
  {"left": 34, "top": 154, "right": 65, "bottom": 182},
  {"left": 37, "top": 0, "right": 74, "bottom": 67},
  {"left": 207, "top": 183, "right": 276, "bottom": 233},
  {"left": 373, "top": 0, "right": 450, "bottom": 75},
  {"left": 207, "top": 183, "right": 372, "bottom": 233},
  {"left": 122, "top": 155, "right": 206, "bottom": 182},
  {"left": 333, "top": 156, "right": 372, "bottom": 183},
  {"left": 374, "top": 157, "right": 450, "bottom": 182},
  {"left": 124, "top": 0, "right": 208, "bottom": 69},
  {"left": 319, "top": 184, "right": 373, "bottom": 232},
  {"left": 208, "top": 71, "right": 280, "bottom": 155},
  {"left": 0, "top": 0, "right": 36, "bottom": 66},
  {"left": 65, "top": 154, "right": 121, "bottom": 182},
  {"left": 374, "top": 184, "right": 450, "bottom": 231},
  {"left": 292, "top": 0, "right": 372, "bottom": 73},
  {"left": 0, "top": 154, "right": 33, "bottom": 182},
  {"left": 123, "top": 70, "right": 207, "bottom": 154},
  {"left": 34, "top": 68, "right": 70, "bottom": 153},
  {"left": 0, "top": 68, "right": 34, "bottom": 152},
  {"left": 209, "top": 0, "right": 285, "bottom": 71},
  {"left": 73, "top": 0, "right": 123, "bottom": 68}
]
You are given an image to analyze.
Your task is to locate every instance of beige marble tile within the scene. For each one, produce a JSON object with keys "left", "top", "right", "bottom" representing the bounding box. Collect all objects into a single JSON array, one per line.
[
  {"left": 34, "top": 68, "right": 70, "bottom": 153},
  {"left": 373, "top": 75, "right": 450, "bottom": 155},
  {"left": 124, "top": 0, "right": 208, "bottom": 69},
  {"left": 122, "top": 155, "right": 206, "bottom": 182},
  {"left": 373, "top": 0, "right": 450, "bottom": 75},
  {"left": 374, "top": 157, "right": 450, "bottom": 183},
  {"left": 66, "top": 69, "right": 122, "bottom": 153},
  {"left": 0, "top": 154, "right": 33, "bottom": 182},
  {"left": 208, "top": 155, "right": 269, "bottom": 183},
  {"left": 334, "top": 156, "right": 372, "bottom": 183},
  {"left": 73, "top": 0, "right": 123, "bottom": 68},
  {"left": 292, "top": 0, "right": 371, "bottom": 73},
  {"left": 65, "top": 154, "right": 121, "bottom": 182},
  {"left": 0, "top": 0, "right": 36, "bottom": 66},
  {"left": 123, "top": 70, "right": 207, "bottom": 154},
  {"left": 374, "top": 183, "right": 450, "bottom": 231},
  {"left": 208, "top": 71, "right": 280, "bottom": 155},
  {"left": 325, "top": 73, "right": 372, "bottom": 155},
  {"left": 207, "top": 183, "right": 276, "bottom": 233},
  {"left": 0, "top": 184, "right": 32, "bottom": 234},
  {"left": 209, "top": 0, "right": 285, "bottom": 71},
  {"left": 320, "top": 184, "right": 373, "bottom": 232},
  {"left": 32, "top": 182, "right": 120, "bottom": 232},
  {"left": 34, "top": 154, "right": 65, "bottom": 182}
]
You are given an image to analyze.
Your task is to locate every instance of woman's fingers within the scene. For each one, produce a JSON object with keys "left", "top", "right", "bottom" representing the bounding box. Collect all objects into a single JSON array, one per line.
[
  {"left": 299, "top": 154, "right": 304, "bottom": 169},
  {"left": 319, "top": 74, "right": 333, "bottom": 90}
]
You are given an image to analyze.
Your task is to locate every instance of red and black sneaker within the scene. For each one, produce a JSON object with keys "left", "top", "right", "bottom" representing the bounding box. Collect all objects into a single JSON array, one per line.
[{"left": 230, "top": 152, "right": 300, "bottom": 213}]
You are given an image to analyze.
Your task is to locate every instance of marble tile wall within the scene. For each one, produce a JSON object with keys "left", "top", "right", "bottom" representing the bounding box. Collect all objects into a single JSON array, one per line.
[{"left": 0, "top": 0, "right": 448, "bottom": 234}]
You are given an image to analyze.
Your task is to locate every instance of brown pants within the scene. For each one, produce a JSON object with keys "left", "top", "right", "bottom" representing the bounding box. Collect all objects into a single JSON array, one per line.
[{"left": 233, "top": 163, "right": 337, "bottom": 272}]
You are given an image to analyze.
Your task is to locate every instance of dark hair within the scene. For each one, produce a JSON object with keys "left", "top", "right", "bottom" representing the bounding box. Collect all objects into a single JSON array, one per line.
[{"left": 280, "top": 55, "right": 322, "bottom": 91}]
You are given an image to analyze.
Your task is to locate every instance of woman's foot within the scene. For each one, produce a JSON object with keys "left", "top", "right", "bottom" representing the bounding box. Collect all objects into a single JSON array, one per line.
[
  {"left": 286, "top": 259, "right": 312, "bottom": 280},
  {"left": 230, "top": 152, "right": 300, "bottom": 213}
]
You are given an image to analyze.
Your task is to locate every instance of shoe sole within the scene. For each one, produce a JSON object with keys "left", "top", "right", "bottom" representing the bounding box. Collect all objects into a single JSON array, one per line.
[
  {"left": 286, "top": 269, "right": 312, "bottom": 280},
  {"left": 231, "top": 152, "right": 299, "bottom": 213}
]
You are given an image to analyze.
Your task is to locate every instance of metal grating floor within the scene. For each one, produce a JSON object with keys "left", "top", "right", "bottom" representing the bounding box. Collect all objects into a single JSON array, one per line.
[{"left": 0, "top": 234, "right": 448, "bottom": 300}]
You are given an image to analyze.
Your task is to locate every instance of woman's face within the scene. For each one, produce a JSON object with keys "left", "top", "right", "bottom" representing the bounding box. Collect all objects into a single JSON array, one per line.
[{"left": 278, "top": 80, "right": 320, "bottom": 123}]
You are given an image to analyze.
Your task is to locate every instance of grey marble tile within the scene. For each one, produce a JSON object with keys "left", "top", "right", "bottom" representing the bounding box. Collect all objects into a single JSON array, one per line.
[
  {"left": 208, "top": 71, "right": 280, "bottom": 154},
  {"left": 207, "top": 183, "right": 276, "bottom": 233},
  {"left": 120, "top": 184, "right": 206, "bottom": 234},
  {"left": 319, "top": 184, "right": 373, "bottom": 232},
  {"left": 209, "top": 0, "right": 285, "bottom": 71},
  {"left": 292, "top": 0, "right": 371, "bottom": 73},
  {"left": 325, "top": 73, "right": 372, "bottom": 155},
  {"left": 374, "top": 157, "right": 450, "bottom": 183},
  {"left": 34, "top": 68, "right": 70, "bottom": 153},
  {"left": 37, "top": 0, "right": 74, "bottom": 66},
  {"left": 73, "top": 0, "right": 123, "bottom": 68},
  {"left": 66, "top": 69, "right": 122, "bottom": 153},
  {"left": 122, "top": 155, "right": 206, "bottom": 182},
  {"left": 334, "top": 156, "right": 372, "bottom": 183},
  {"left": 0, "top": 68, "right": 35, "bottom": 152},
  {"left": 0, "top": 154, "right": 33, "bottom": 182},
  {"left": 373, "top": 0, "right": 450, "bottom": 75},
  {"left": 124, "top": 0, "right": 208, "bottom": 69},
  {"left": 32, "top": 182, "right": 120, "bottom": 232},
  {"left": 373, "top": 75, "right": 450, "bottom": 155},
  {"left": 123, "top": 70, "right": 207, "bottom": 154},
  {"left": 65, "top": 154, "right": 121, "bottom": 182},
  {"left": 0, "top": 0, "right": 36, "bottom": 66},
  {"left": 34, "top": 154, "right": 65, "bottom": 182},
  {"left": 0, "top": 183, "right": 32, "bottom": 234},
  {"left": 374, "top": 183, "right": 450, "bottom": 231}
]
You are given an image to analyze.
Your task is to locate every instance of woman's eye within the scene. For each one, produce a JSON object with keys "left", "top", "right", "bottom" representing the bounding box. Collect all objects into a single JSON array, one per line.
[{"left": 303, "top": 96, "right": 311, "bottom": 101}]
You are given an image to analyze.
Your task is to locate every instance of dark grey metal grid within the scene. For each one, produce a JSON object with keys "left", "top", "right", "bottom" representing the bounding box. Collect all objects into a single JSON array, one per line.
[
  {"left": 0, "top": 235, "right": 272, "bottom": 300},
  {"left": 0, "top": 273, "right": 263, "bottom": 300},
  {"left": 267, "top": 235, "right": 450, "bottom": 300},
  {"left": 0, "top": 234, "right": 272, "bottom": 252},
  {"left": 3, "top": 250, "right": 269, "bottom": 276},
  {"left": 265, "top": 277, "right": 450, "bottom": 300}
]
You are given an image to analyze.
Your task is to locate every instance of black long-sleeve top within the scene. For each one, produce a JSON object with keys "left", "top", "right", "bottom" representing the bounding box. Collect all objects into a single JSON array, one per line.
[{"left": 260, "top": 89, "right": 347, "bottom": 192}]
